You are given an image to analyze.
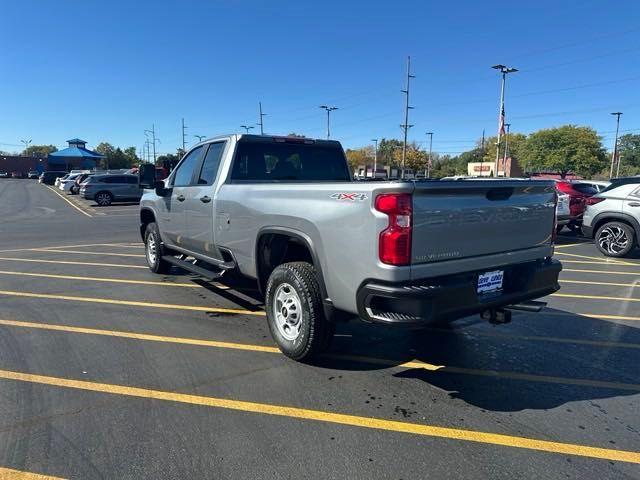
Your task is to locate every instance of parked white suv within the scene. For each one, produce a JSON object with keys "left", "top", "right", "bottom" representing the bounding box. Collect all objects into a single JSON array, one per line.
[{"left": 583, "top": 177, "right": 640, "bottom": 257}]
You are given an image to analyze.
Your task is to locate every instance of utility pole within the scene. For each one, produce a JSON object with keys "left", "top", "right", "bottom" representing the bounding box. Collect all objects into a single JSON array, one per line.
[
  {"left": 425, "top": 132, "right": 433, "bottom": 178},
  {"left": 480, "top": 129, "right": 485, "bottom": 176},
  {"left": 20, "top": 139, "right": 32, "bottom": 156},
  {"left": 371, "top": 138, "right": 378, "bottom": 178},
  {"left": 503, "top": 123, "right": 511, "bottom": 176},
  {"left": 258, "top": 101, "right": 266, "bottom": 135},
  {"left": 144, "top": 124, "right": 157, "bottom": 164},
  {"left": 610, "top": 112, "right": 623, "bottom": 178},
  {"left": 319, "top": 105, "right": 338, "bottom": 139},
  {"left": 240, "top": 125, "right": 254, "bottom": 134},
  {"left": 492, "top": 64, "right": 518, "bottom": 177},
  {"left": 400, "top": 56, "right": 415, "bottom": 177},
  {"left": 181, "top": 118, "right": 188, "bottom": 152}
]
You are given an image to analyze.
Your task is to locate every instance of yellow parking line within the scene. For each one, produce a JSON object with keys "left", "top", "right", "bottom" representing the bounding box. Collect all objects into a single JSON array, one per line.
[
  {"left": 553, "top": 243, "right": 585, "bottom": 249},
  {"left": 0, "top": 369, "right": 638, "bottom": 464},
  {"left": 29, "top": 248, "right": 145, "bottom": 258},
  {"left": 560, "top": 279, "right": 640, "bottom": 288},
  {"left": 552, "top": 292, "right": 640, "bottom": 304},
  {"left": 44, "top": 243, "right": 144, "bottom": 250},
  {"left": 0, "top": 466, "right": 65, "bottom": 479},
  {"left": 555, "top": 251, "right": 635, "bottom": 265},
  {"left": 0, "top": 271, "right": 200, "bottom": 288},
  {"left": 563, "top": 268, "right": 640, "bottom": 277},
  {"left": 0, "top": 257, "right": 147, "bottom": 269},
  {"left": 560, "top": 259, "right": 640, "bottom": 267},
  {"left": 1, "top": 319, "right": 637, "bottom": 391},
  {"left": 0, "top": 290, "right": 265, "bottom": 316},
  {"left": 44, "top": 186, "right": 92, "bottom": 218}
]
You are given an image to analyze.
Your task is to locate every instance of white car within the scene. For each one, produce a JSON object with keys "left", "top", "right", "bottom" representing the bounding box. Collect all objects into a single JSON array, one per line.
[
  {"left": 54, "top": 174, "right": 69, "bottom": 188},
  {"left": 58, "top": 173, "right": 82, "bottom": 192}
]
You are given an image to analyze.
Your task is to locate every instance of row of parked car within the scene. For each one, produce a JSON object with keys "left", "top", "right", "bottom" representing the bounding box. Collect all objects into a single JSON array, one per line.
[{"left": 39, "top": 169, "right": 142, "bottom": 206}]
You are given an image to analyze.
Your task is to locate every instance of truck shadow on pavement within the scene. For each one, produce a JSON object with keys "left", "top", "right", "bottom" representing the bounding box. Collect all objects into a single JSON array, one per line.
[{"left": 315, "top": 309, "right": 640, "bottom": 412}]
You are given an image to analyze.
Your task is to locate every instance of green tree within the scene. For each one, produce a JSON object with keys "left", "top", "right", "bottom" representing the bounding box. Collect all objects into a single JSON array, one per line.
[
  {"left": 481, "top": 133, "right": 527, "bottom": 169},
  {"left": 522, "top": 125, "right": 607, "bottom": 178},
  {"left": 345, "top": 147, "right": 373, "bottom": 173},
  {"left": 617, "top": 133, "right": 640, "bottom": 176},
  {"left": 24, "top": 144, "right": 58, "bottom": 157},
  {"left": 95, "top": 142, "right": 137, "bottom": 169}
]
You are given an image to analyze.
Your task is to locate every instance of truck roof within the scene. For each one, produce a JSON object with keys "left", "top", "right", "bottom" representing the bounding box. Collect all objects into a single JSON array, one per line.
[{"left": 194, "top": 134, "right": 342, "bottom": 147}]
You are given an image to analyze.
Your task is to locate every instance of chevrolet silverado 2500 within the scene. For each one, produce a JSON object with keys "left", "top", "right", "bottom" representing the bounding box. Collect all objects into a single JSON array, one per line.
[{"left": 138, "top": 134, "right": 561, "bottom": 360}]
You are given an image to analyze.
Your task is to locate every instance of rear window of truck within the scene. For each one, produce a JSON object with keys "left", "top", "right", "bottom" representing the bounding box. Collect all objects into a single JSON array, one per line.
[{"left": 230, "top": 141, "right": 350, "bottom": 182}]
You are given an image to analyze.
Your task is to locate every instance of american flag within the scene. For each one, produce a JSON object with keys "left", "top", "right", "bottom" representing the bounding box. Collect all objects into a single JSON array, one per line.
[{"left": 498, "top": 105, "right": 506, "bottom": 137}]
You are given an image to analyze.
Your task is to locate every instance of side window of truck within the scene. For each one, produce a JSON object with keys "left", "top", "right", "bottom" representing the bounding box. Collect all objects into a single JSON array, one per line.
[
  {"left": 172, "top": 146, "right": 204, "bottom": 187},
  {"left": 197, "top": 142, "right": 226, "bottom": 185}
]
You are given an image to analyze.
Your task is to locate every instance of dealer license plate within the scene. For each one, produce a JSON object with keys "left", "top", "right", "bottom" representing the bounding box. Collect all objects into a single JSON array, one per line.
[{"left": 477, "top": 270, "right": 504, "bottom": 294}]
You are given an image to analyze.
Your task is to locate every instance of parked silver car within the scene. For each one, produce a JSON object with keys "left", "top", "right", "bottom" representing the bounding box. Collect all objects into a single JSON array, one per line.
[
  {"left": 80, "top": 174, "right": 142, "bottom": 206},
  {"left": 583, "top": 177, "right": 640, "bottom": 257}
]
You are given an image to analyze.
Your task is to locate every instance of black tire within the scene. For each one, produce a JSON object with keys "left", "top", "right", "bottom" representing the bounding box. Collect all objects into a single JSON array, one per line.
[
  {"left": 556, "top": 224, "right": 564, "bottom": 234},
  {"left": 265, "top": 262, "right": 334, "bottom": 361},
  {"left": 95, "top": 191, "right": 113, "bottom": 207},
  {"left": 144, "top": 222, "right": 172, "bottom": 273},
  {"left": 567, "top": 223, "right": 582, "bottom": 235},
  {"left": 595, "top": 221, "right": 635, "bottom": 258}
]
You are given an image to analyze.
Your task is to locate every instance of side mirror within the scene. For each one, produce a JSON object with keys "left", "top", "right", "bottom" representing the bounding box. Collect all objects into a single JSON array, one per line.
[
  {"left": 155, "top": 180, "right": 170, "bottom": 197},
  {"left": 139, "top": 163, "right": 156, "bottom": 189}
]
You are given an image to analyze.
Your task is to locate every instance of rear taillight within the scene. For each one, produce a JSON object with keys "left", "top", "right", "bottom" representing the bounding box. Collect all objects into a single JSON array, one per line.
[
  {"left": 586, "top": 197, "right": 605, "bottom": 206},
  {"left": 375, "top": 193, "right": 412, "bottom": 266}
]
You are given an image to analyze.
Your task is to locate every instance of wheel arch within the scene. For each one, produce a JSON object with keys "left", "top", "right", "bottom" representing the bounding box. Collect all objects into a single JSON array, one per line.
[
  {"left": 139, "top": 208, "right": 156, "bottom": 240},
  {"left": 255, "top": 227, "right": 328, "bottom": 302}
]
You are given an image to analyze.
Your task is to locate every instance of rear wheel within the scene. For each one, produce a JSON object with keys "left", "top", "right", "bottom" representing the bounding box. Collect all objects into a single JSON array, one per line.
[
  {"left": 595, "top": 221, "right": 635, "bottom": 257},
  {"left": 95, "top": 191, "right": 113, "bottom": 206},
  {"left": 145, "top": 222, "right": 172, "bottom": 273},
  {"left": 265, "top": 262, "right": 334, "bottom": 361}
]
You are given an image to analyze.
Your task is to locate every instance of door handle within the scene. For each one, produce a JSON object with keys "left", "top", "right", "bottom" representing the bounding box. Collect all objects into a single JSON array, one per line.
[
  {"left": 628, "top": 202, "right": 640, "bottom": 207},
  {"left": 176, "top": 194, "right": 185, "bottom": 202},
  {"left": 200, "top": 196, "right": 212, "bottom": 203}
]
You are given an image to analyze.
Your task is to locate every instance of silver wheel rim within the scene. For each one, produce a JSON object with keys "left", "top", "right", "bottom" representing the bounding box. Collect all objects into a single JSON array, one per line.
[
  {"left": 97, "top": 193, "right": 110, "bottom": 206},
  {"left": 598, "top": 226, "right": 629, "bottom": 255},
  {"left": 273, "top": 283, "right": 303, "bottom": 341},
  {"left": 146, "top": 233, "right": 157, "bottom": 265}
]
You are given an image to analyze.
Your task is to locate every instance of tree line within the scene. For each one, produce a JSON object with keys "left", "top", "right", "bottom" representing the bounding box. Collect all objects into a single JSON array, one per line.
[{"left": 346, "top": 125, "right": 640, "bottom": 179}]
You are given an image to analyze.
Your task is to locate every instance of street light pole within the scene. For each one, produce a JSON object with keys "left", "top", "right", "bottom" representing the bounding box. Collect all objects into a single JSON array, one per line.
[
  {"left": 425, "top": 132, "right": 433, "bottom": 178},
  {"left": 492, "top": 65, "right": 517, "bottom": 177},
  {"left": 240, "top": 125, "right": 254, "bottom": 134},
  {"left": 610, "top": 112, "right": 623, "bottom": 178},
  {"left": 503, "top": 123, "right": 511, "bottom": 175},
  {"left": 20, "top": 139, "right": 32, "bottom": 156},
  {"left": 319, "top": 105, "right": 338, "bottom": 139},
  {"left": 193, "top": 134, "right": 206, "bottom": 143},
  {"left": 258, "top": 102, "right": 266, "bottom": 135},
  {"left": 371, "top": 138, "right": 378, "bottom": 178}
]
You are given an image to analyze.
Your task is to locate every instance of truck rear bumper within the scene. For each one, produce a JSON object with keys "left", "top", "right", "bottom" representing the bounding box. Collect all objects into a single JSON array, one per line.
[{"left": 356, "top": 259, "right": 561, "bottom": 325}]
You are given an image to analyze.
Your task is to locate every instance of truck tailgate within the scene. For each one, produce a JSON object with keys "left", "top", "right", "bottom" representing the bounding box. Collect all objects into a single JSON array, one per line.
[{"left": 411, "top": 181, "right": 556, "bottom": 264}]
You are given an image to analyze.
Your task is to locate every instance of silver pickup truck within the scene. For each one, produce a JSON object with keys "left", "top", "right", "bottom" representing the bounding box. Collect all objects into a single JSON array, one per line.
[{"left": 138, "top": 134, "right": 561, "bottom": 360}]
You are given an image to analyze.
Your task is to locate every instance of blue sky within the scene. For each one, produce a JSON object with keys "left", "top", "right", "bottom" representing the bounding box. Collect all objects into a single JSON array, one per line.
[{"left": 1, "top": 0, "right": 639, "bottom": 156}]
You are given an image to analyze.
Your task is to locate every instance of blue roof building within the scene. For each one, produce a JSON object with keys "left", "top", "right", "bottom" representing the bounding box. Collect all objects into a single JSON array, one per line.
[{"left": 48, "top": 138, "right": 104, "bottom": 170}]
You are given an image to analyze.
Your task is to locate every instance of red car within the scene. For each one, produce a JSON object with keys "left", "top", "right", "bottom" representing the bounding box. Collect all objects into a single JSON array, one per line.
[{"left": 555, "top": 180, "right": 598, "bottom": 233}]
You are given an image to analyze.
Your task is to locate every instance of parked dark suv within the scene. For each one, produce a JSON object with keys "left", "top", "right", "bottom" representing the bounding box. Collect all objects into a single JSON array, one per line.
[{"left": 38, "top": 171, "right": 68, "bottom": 185}]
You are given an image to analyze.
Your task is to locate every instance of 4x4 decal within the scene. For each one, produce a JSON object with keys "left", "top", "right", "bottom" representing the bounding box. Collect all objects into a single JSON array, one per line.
[{"left": 330, "top": 193, "right": 368, "bottom": 201}]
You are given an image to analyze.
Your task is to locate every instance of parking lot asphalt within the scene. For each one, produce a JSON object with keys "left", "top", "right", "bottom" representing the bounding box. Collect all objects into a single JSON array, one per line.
[{"left": 0, "top": 178, "right": 639, "bottom": 479}]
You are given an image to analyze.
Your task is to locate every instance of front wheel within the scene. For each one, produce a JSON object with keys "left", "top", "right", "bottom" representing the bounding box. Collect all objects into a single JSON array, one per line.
[
  {"left": 265, "top": 262, "right": 334, "bottom": 361},
  {"left": 595, "top": 221, "right": 635, "bottom": 257},
  {"left": 95, "top": 191, "right": 113, "bottom": 206},
  {"left": 144, "top": 222, "right": 172, "bottom": 273}
]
